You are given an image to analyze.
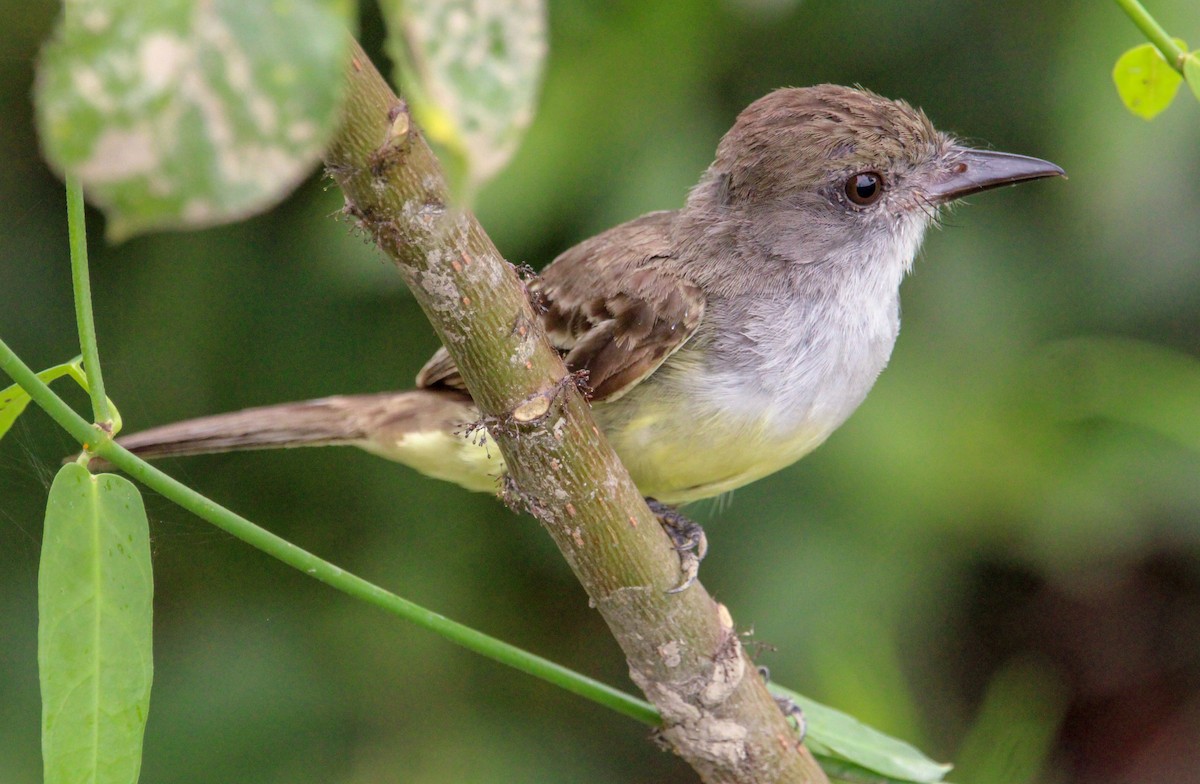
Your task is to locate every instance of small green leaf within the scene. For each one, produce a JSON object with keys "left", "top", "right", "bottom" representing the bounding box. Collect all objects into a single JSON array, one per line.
[
  {"left": 35, "top": 0, "right": 353, "bottom": 240},
  {"left": 382, "top": 0, "right": 547, "bottom": 196},
  {"left": 0, "top": 358, "right": 121, "bottom": 441},
  {"left": 771, "top": 686, "right": 952, "bottom": 783},
  {"left": 1185, "top": 52, "right": 1200, "bottom": 102},
  {"left": 40, "top": 463, "right": 153, "bottom": 784},
  {"left": 0, "top": 379, "right": 35, "bottom": 440},
  {"left": 1112, "top": 41, "right": 1185, "bottom": 119}
]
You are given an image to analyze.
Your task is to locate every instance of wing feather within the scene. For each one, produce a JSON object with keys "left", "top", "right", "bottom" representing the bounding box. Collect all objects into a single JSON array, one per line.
[{"left": 416, "top": 210, "right": 704, "bottom": 403}]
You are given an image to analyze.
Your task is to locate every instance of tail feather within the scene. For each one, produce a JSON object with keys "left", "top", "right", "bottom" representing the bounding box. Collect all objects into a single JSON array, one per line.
[
  {"left": 111, "top": 395, "right": 375, "bottom": 458},
  {"left": 84, "top": 390, "right": 504, "bottom": 492}
]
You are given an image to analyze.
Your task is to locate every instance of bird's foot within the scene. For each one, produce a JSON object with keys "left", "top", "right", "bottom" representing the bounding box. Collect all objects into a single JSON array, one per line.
[
  {"left": 776, "top": 695, "right": 807, "bottom": 743},
  {"left": 646, "top": 498, "right": 708, "bottom": 593},
  {"left": 758, "top": 667, "right": 807, "bottom": 743}
]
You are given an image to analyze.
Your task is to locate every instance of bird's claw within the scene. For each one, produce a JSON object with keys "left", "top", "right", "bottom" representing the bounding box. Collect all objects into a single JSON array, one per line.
[
  {"left": 646, "top": 498, "right": 708, "bottom": 593},
  {"left": 759, "top": 667, "right": 807, "bottom": 743},
  {"left": 775, "top": 696, "right": 807, "bottom": 743}
]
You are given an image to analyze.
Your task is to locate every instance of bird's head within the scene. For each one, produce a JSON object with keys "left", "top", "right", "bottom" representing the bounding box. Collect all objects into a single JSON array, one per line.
[{"left": 686, "top": 85, "right": 1064, "bottom": 272}]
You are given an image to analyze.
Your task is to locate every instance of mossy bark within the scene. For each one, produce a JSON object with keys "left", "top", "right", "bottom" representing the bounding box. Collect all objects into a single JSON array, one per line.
[{"left": 323, "top": 39, "right": 827, "bottom": 784}]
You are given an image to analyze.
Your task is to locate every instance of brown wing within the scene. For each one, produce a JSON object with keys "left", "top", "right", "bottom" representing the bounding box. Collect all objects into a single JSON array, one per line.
[
  {"left": 416, "top": 210, "right": 705, "bottom": 403},
  {"left": 415, "top": 346, "right": 466, "bottom": 391}
]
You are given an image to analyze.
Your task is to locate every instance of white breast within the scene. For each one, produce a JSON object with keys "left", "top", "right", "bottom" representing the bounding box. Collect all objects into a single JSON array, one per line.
[{"left": 596, "top": 217, "right": 924, "bottom": 502}]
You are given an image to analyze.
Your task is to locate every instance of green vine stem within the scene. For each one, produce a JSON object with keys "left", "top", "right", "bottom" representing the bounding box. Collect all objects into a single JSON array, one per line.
[
  {"left": 1114, "top": 0, "right": 1188, "bottom": 71},
  {"left": 1, "top": 339, "right": 908, "bottom": 784},
  {"left": 66, "top": 175, "right": 111, "bottom": 428},
  {"left": 0, "top": 335, "right": 659, "bottom": 725}
]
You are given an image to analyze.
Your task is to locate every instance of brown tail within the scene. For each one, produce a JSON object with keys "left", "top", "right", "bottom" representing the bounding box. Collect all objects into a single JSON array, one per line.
[{"left": 84, "top": 389, "right": 480, "bottom": 471}]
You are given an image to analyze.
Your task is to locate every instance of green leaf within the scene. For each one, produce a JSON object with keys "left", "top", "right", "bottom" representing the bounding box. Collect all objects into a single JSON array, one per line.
[
  {"left": 1112, "top": 41, "right": 1185, "bottom": 119},
  {"left": 382, "top": 0, "right": 547, "bottom": 196},
  {"left": 1035, "top": 336, "right": 1200, "bottom": 452},
  {"left": 0, "top": 379, "right": 37, "bottom": 441},
  {"left": 0, "top": 357, "right": 122, "bottom": 442},
  {"left": 35, "top": 0, "right": 353, "bottom": 240},
  {"left": 40, "top": 463, "right": 153, "bottom": 784},
  {"left": 771, "top": 686, "right": 952, "bottom": 784},
  {"left": 1185, "top": 52, "right": 1200, "bottom": 103}
]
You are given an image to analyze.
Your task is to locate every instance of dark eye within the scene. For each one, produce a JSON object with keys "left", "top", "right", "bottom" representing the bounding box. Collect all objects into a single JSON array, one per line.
[{"left": 844, "top": 171, "right": 885, "bottom": 206}]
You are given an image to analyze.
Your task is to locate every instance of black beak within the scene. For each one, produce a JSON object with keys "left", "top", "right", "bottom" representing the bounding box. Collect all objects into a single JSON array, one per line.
[{"left": 927, "top": 147, "right": 1065, "bottom": 204}]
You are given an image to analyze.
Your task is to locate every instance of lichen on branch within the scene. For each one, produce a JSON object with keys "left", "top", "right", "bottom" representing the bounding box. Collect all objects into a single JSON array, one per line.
[{"left": 322, "top": 38, "right": 827, "bottom": 784}]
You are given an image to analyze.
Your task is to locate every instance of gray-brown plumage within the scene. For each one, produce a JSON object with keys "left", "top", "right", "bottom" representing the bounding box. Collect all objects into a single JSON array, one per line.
[
  {"left": 100, "top": 85, "right": 1063, "bottom": 503},
  {"left": 418, "top": 210, "right": 704, "bottom": 402}
]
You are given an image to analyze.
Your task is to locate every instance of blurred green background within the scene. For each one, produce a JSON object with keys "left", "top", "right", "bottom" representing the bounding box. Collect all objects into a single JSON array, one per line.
[{"left": 3, "top": 1, "right": 1200, "bottom": 782}]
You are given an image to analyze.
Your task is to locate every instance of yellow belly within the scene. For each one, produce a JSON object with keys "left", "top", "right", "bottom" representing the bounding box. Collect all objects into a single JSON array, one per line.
[
  {"left": 596, "top": 399, "right": 830, "bottom": 504},
  {"left": 365, "top": 387, "right": 834, "bottom": 504}
]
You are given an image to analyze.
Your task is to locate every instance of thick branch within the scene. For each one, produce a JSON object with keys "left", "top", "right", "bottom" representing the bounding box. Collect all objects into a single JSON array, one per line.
[{"left": 324, "top": 40, "right": 827, "bottom": 784}]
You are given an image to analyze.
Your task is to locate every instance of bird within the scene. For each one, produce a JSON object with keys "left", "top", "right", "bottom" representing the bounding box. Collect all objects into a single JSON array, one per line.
[{"left": 100, "top": 85, "right": 1063, "bottom": 572}]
